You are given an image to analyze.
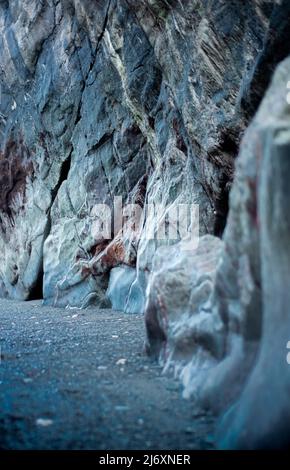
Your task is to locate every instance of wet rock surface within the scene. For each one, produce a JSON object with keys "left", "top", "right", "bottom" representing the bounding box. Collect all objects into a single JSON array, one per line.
[{"left": 0, "top": 299, "right": 215, "bottom": 450}]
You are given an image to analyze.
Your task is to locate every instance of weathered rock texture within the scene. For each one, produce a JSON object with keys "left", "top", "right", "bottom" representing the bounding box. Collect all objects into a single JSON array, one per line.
[
  {"left": 0, "top": 0, "right": 288, "bottom": 305},
  {"left": 1, "top": 0, "right": 290, "bottom": 449},
  {"left": 216, "top": 58, "right": 290, "bottom": 449},
  {"left": 145, "top": 55, "right": 290, "bottom": 449}
]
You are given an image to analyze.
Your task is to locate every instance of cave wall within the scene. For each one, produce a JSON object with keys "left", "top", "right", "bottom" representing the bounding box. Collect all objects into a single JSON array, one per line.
[
  {"left": 1, "top": 0, "right": 286, "bottom": 305},
  {"left": 217, "top": 56, "right": 290, "bottom": 449},
  {"left": 1, "top": 0, "right": 290, "bottom": 449},
  {"left": 144, "top": 33, "right": 290, "bottom": 451}
]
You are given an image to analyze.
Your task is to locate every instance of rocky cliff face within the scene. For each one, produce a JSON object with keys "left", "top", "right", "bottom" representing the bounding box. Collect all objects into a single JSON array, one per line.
[
  {"left": 1, "top": 0, "right": 290, "bottom": 449},
  {"left": 145, "top": 58, "right": 290, "bottom": 448}
]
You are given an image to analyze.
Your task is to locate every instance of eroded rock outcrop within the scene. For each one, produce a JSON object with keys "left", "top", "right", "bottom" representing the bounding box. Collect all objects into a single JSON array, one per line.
[
  {"left": 1, "top": 0, "right": 289, "bottom": 306},
  {"left": 216, "top": 58, "right": 290, "bottom": 449},
  {"left": 145, "top": 57, "right": 290, "bottom": 448},
  {"left": 1, "top": 0, "right": 290, "bottom": 449},
  {"left": 144, "top": 235, "right": 224, "bottom": 360}
]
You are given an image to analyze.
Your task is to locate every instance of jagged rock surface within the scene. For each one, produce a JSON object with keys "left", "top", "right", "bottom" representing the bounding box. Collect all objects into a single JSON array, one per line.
[
  {"left": 144, "top": 235, "right": 224, "bottom": 360},
  {"left": 1, "top": 0, "right": 290, "bottom": 450},
  {"left": 216, "top": 57, "right": 290, "bottom": 449},
  {"left": 145, "top": 58, "right": 290, "bottom": 448},
  {"left": 1, "top": 0, "right": 288, "bottom": 305}
]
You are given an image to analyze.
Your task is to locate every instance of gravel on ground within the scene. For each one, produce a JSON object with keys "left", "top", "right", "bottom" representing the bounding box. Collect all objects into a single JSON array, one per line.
[{"left": 0, "top": 299, "right": 215, "bottom": 450}]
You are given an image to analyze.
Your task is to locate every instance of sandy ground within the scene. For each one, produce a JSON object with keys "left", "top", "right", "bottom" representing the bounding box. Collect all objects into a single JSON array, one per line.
[{"left": 0, "top": 298, "right": 215, "bottom": 450}]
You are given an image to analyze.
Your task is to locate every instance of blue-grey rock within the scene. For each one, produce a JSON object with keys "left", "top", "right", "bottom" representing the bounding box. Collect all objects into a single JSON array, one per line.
[
  {"left": 107, "top": 266, "right": 137, "bottom": 312},
  {"left": 216, "top": 57, "right": 290, "bottom": 449},
  {"left": 125, "top": 269, "right": 148, "bottom": 315},
  {"left": 1, "top": 0, "right": 290, "bottom": 450},
  {"left": 1, "top": 0, "right": 286, "bottom": 305}
]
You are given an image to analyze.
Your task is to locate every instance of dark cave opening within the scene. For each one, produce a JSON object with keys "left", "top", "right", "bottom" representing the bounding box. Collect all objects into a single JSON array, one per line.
[
  {"left": 27, "top": 264, "right": 44, "bottom": 300},
  {"left": 27, "top": 154, "right": 72, "bottom": 301}
]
